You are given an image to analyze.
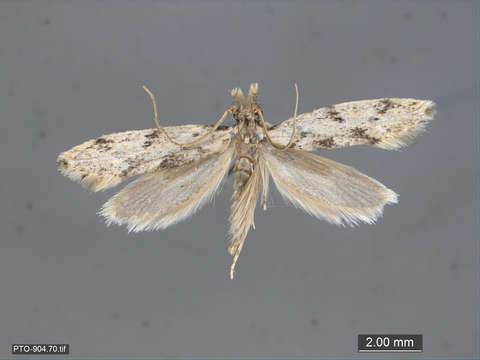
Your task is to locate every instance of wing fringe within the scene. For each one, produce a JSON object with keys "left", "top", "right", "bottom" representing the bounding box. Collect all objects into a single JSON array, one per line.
[
  {"left": 100, "top": 147, "right": 234, "bottom": 232},
  {"left": 263, "top": 148, "right": 398, "bottom": 227}
]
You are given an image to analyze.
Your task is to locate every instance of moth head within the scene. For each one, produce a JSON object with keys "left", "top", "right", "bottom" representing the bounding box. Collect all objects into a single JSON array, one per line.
[{"left": 230, "top": 83, "right": 260, "bottom": 123}]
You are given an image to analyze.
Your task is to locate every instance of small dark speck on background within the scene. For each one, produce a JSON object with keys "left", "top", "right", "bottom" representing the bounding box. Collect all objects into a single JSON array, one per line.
[
  {"left": 34, "top": 110, "right": 45, "bottom": 118},
  {"left": 142, "top": 320, "right": 151, "bottom": 328},
  {"left": 109, "top": 312, "right": 120, "bottom": 320},
  {"left": 15, "top": 225, "right": 25, "bottom": 237},
  {"left": 403, "top": 11, "right": 412, "bottom": 20},
  {"left": 311, "top": 30, "right": 321, "bottom": 40}
]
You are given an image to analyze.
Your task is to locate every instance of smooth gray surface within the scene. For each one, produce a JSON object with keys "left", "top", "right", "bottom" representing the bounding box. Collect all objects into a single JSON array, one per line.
[{"left": 0, "top": 1, "right": 477, "bottom": 358}]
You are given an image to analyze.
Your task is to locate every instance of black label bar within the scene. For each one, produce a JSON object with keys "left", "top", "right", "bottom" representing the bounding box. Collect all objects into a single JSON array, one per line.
[
  {"left": 12, "top": 344, "right": 69, "bottom": 355},
  {"left": 358, "top": 334, "right": 422, "bottom": 352}
]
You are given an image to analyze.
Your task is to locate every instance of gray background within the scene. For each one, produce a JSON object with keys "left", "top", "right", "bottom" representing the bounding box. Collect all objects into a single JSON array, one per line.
[{"left": 0, "top": 0, "right": 477, "bottom": 358}]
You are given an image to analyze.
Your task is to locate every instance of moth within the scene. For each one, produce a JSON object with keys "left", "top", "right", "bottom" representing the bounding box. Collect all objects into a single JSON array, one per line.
[{"left": 57, "top": 83, "right": 435, "bottom": 279}]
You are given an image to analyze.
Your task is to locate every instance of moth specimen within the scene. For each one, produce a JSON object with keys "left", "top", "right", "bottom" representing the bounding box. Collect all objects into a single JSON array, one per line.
[{"left": 57, "top": 83, "right": 435, "bottom": 279}]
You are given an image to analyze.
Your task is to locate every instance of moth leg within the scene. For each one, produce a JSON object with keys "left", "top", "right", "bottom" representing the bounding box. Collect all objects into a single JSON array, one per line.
[
  {"left": 257, "top": 83, "right": 298, "bottom": 150},
  {"left": 143, "top": 85, "right": 232, "bottom": 147},
  {"left": 263, "top": 120, "right": 274, "bottom": 129},
  {"left": 228, "top": 239, "right": 246, "bottom": 280},
  {"left": 260, "top": 156, "right": 269, "bottom": 211},
  {"left": 261, "top": 180, "right": 268, "bottom": 211}
]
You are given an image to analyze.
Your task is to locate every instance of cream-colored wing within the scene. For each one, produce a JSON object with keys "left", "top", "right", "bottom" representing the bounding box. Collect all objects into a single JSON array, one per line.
[
  {"left": 57, "top": 125, "right": 234, "bottom": 191},
  {"left": 100, "top": 146, "right": 234, "bottom": 232},
  {"left": 268, "top": 98, "right": 435, "bottom": 151},
  {"left": 263, "top": 147, "right": 397, "bottom": 226}
]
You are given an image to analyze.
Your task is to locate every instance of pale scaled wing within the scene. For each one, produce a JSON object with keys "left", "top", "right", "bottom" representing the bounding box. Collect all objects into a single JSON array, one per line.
[
  {"left": 56, "top": 125, "right": 234, "bottom": 191},
  {"left": 262, "top": 147, "right": 398, "bottom": 226},
  {"left": 268, "top": 98, "right": 435, "bottom": 151},
  {"left": 100, "top": 146, "right": 235, "bottom": 232}
]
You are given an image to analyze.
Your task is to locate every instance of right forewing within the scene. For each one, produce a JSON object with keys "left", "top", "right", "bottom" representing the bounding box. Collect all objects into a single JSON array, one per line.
[
  {"left": 100, "top": 146, "right": 235, "bottom": 232},
  {"left": 57, "top": 125, "right": 234, "bottom": 192},
  {"left": 268, "top": 98, "right": 435, "bottom": 151},
  {"left": 263, "top": 148, "right": 398, "bottom": 226}
]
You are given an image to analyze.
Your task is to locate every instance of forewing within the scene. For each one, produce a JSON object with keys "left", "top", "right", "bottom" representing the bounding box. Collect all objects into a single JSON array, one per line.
[
  {"left": 268, "top": 98, "right": 435, "bottom": 151},
  {"left": 100, "top": 146, "right": 235, "bottom": 232},
  {"left": 263, "top": 147, "right": 398, "bottom": 226},
  {"left": 57, "top": 125, "right": 234, "bottom": 191}
]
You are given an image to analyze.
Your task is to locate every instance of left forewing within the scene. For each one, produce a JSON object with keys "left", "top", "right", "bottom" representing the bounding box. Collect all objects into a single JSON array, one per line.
[
  {"left": 100, "top": 146, "right": 235, "bottom": 232},
  {"left": 268, "top": 98, "right": 435, "bottom": 151},
  {"left": 263, "top": 147, "right": 398, "bottom": 226},
  {"left": 56, "top": 125, "right": 234, "bottom": 192}
]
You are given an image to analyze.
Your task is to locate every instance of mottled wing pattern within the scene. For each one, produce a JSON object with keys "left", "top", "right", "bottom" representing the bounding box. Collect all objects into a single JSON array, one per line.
[
  {"left": 57, "top": 125, "right": 234, "bottom": 192},
  {"left": 100, "top": 146, "right": 235, "bottom": 232},
  {"left": 262, "top": 147, "right": 398, "bottom": 226},
  {"left": 268, "top": 98, "right": 435, "bottom": 151}
]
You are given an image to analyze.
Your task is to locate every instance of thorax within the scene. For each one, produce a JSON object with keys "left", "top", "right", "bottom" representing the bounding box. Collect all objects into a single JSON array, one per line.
[{"left": 233, "top": 122, "right": 263, "bottom": 190}]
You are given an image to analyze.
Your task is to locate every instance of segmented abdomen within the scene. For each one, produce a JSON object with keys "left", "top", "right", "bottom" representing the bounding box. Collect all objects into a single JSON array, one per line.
[{"left": 233, "top": 142, "right": 258, "bottom": 198}]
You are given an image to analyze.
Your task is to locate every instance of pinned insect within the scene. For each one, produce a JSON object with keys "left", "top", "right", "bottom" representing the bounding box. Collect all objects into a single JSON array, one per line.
[{"left": 57, "top": 83, "right": 435, "bottom": 279}]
